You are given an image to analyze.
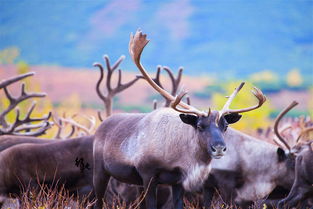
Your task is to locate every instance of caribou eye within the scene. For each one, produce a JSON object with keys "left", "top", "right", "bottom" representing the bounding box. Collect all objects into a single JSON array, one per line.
[
  {"left": 218, "top": 119, "right": 228, "bottom": 132},
  {"left": 197, "top": 125, "right": 205, "bottom": 132}
]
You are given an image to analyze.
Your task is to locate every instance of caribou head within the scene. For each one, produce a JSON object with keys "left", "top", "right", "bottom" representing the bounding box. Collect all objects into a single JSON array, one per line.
[{"left": 129, "top": 30, "right": 266, "bottom": 159}]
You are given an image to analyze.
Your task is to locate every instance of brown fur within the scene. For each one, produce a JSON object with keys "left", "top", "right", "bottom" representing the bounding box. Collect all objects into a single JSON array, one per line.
[
  {"left": 278, "top": 142, "right": 313, "bottom": 208},
  {"left": 0, "top": 135, "right": 51, "bottom": 152},
  {"left": 0, "top": 135, "right": 94, "bottom": 204}
]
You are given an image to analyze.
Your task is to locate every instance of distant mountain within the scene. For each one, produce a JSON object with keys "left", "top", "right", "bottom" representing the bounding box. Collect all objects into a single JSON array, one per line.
[{"left": 0, "top": 0, "right": 312, "bottom": 77}]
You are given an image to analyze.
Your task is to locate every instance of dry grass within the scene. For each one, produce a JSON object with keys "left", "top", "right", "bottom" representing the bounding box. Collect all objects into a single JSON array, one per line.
[
  {"left": 2, "top": 184, "right": 95, "bottom": 209},
  {"left": 1, "top": 184, "right": 281, "bottom": 209}
]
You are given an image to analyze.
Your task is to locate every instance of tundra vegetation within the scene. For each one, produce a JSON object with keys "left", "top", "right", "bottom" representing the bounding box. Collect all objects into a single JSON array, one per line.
[{"left": 0, "top": 31, "right": 312, "bottom": 208}]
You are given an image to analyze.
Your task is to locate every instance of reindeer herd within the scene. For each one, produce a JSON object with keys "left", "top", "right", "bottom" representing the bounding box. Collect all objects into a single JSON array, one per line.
[{"left": 0, "top": 30, "right": 312, "bottom": 209}]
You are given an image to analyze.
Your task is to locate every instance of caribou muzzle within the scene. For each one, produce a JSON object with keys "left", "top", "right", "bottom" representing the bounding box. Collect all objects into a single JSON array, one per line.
[{"left": 210, "top": 143, "right": 227, "bottom": 159}]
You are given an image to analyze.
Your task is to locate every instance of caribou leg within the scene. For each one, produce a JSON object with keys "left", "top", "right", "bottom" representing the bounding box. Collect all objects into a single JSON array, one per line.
[
  {"left": 93, "top": 147, "right": 111, "bottom": 209},
  {"left": 202, "top": 186, "right": 215, "bottom": 209},
  {"left": 278, "top": 155, "right": 312, "bottom": 209},
  {"left": 277, "top": 186, "right": 310, "bottom": 209},
  {"left": 141, "top": 175, "right": 158, "bottom": 209},
  {"left": 172, "top": 184, "right": 184, "bottom": 209},
  {"left": 93, "top": 172, "right": 110, "bottom": 209},
  {"left": 202, "top": 174, "right": 217, "bottom": 209}
]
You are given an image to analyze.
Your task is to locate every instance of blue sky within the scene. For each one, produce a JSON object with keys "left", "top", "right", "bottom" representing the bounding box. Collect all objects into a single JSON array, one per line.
[{"left": 0, "top": 0, "right": 312, "bottom": 77}]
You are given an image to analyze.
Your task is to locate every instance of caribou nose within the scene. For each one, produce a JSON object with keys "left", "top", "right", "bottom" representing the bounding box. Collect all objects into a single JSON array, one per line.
[{"left": 210, "top": 144, "right": 227, "bottom": 158}]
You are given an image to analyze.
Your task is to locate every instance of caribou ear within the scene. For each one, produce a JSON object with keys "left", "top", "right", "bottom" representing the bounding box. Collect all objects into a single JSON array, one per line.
[
  {"left": 179, "top": 114, "right": 198, "bottom": 127},
  {"left": 277, "top": 147, "right": 287, "bottom": 162},
  {"left": 224, "top": 113, "right": 242, "bottom": 124}
]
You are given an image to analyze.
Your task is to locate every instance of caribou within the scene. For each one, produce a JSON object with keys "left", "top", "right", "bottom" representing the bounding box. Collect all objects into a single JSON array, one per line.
[
  {"left": 203, "top": 128, "right": 296, "bottom": 208},
  {"left": 275, "top": 117, "right": 313, "bottom": 208},
  {"left": 0, "top": 134, "right": 95, "bottom": 206},
  {"left": 277, "top": 141, "right": 313, "bottom": 209},
  {"left": 92, "top": 30, "right": 266, "bottom": 209},
  {"left": 203, "top": 101, "right": 312, "bottom": 209}
]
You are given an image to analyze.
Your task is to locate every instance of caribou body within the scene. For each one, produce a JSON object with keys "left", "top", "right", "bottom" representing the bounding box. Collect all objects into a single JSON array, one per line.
[
  {"left": 0, "top": 135, "right": 94, "bottom": 206},
  {"left": 203, "top": 101, "right": 313, "bottom": 209},
  {"left": 278, "top": 142, "right": 313, "bottom": 209},
  {"left": 93, "top": 109, "right": 241, "bottom": 209},
  {"left": 0, "top": 135, "right": 51, "bottom": 151},
  {"left": 204, "top": 127, "right": 295, "bottom": 208}
]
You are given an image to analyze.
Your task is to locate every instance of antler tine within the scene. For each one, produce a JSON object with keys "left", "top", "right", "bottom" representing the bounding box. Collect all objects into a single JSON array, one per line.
[
  {"left": 88, "top": 116, "right": 96, "bottom": 133},
  {"left": 97, "top": 110, "right": 104, "bottom": 122},
  {"left": 113, "top": 69, "right": 141, "bottom": 94},
  {"left": 129, "top": 29, "right": 206, "bottom": 117},
  {"left": 12, "top": 121, "right": 52, "bottom": 137},
  {"left": 171, "top": 91, "right": 203, "bottom": 115},
  {"left": 135, "top": 66, "right": 163, "bottom": 88},
  {"left": 296, "top": 126, "right": 313, "bottom": 143},
  {"left": 3, "top": 108, "right": 52, "bottom": 137},
  {"left": 152, "top": 66, "right": 163, "bottom": 88},
  {"left": 13, "top": 122, "right": 51, "bottom": 133},
  {"left": 273, "top": 137, "right": 287, "bottom": 149},
  {"left": 219, "top": 82, "right": 245, "bottom": 117},
  {"left": 23, "top": 101, "right": 37, "bottom": 121},
  {"left": 104, "top": 55, "right": 124, "bottom": 72},
  {"left": 274, "top": 101, "right": 299, "bottom": 151},
  {"left": 22, "top": 104, "right": 52, "bottom": 124},
  {"left": 64, "top": 125, "right": 76, "bottom": 139},
  {"left": 52, "top": 112, "right": 77, "bottom": 139},
  {"left": 163, "top": 66, "right": 183, "bottom": 95},
  {"left": 0, "top": 108, "right": 20, "bottom": 134},
  {"left": 61, "top": 115, "right": 89, "bottom": 135},
  {"left": 0, "top": 72, "right": 34, "bottom": 89},
  {"left": 94, "top": 55, "right": 141, "bottom": 117},
  {"left": 162, "top": 66, "right": 183, "bottom": 107},
  {"left": 103, "top": 55, "right": 125, "bottom": 92},
  {"left": 219, "top": 83, "right": 266, "bottom": 118},
  {"left": 52, "top": 113, "right": 63, "bottom": 139},
  {"left": 0, "top": 82, "right": 46, "bottom": 128},
  {"left": 94, "top": 62, "right": 106, "bottom": 102},
  {"left": 78, "top": 114, "right": 96, "bottom": 134},
  {"left": 186, "top": 95, "right": 191, "bottom": 105}
]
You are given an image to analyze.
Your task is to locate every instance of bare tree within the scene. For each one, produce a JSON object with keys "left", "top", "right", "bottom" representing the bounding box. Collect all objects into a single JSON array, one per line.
[{"left": 0, "top": 72, "right": 51, "bottom": 136}]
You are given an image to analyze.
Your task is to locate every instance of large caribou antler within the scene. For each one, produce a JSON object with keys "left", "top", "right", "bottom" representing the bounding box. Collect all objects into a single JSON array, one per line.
[
  {"left": 129, "top": 30, "right": 207, "bottom": 116},
  {"left": 129, "top": 30, "right": 266, "bottom": 117},
  {"left": 218, "top": 83, "right": 266, "bottom": 119},
  {"left": 144, "top": 65, "right": 184, "bottom": 108},
  {"left": 273, "top": 101, "right": 313, "bottom": 154},
  {"left": 94, "top": 55, "right": 141, "bottom": 118},
  {"left": 273, "top": 101, "right": 299, "bottom": 151},
  {"left": 0, "top": 72, "right": 52, "bottom": 136}
]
